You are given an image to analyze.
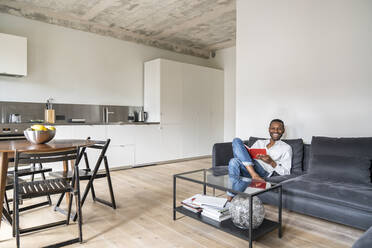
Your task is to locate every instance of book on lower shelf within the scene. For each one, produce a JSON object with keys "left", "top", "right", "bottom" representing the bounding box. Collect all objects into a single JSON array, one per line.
[
  {"left": 181, "top": 194, "right": 203, "bottom": 213},
  {"left": 181, "top": 203, "right": 202, "bottom": 213},
  {"left": 202, "top": 204, "right": 229, "bottom": 215},
  {"left": 181, "top": 194, "right": 231, "bottom": 222},
  {"left": 193, "top": 194, "right": 227, "bottom": 209},
  {"left": 201, "top": 210, "right": 231, "bottom": 222},
  {"left": 201, "top": 204, "right": 230, "bottom": 222}
]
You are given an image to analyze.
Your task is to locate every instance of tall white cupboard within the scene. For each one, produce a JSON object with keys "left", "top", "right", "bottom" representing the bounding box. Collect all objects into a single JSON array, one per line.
[{"left": 144, "top": 58, "right": 224, "bottom": 158}]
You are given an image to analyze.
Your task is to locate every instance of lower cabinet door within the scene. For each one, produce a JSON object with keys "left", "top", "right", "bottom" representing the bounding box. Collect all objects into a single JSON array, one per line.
[
  {"left": 54, "top": 126, "right": 74, "bottom": 139},
  {"left": 106, "top": 144, "right": 135, "bottom": 168},
  {"left": 134, "top": 125, "right": 162, "bottom": 166}
]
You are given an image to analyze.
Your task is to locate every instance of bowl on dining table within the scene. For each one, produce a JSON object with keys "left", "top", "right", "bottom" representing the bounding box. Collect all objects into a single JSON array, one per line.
[{"left": 24, "top": 128, "right": 56, "bottom": 144}]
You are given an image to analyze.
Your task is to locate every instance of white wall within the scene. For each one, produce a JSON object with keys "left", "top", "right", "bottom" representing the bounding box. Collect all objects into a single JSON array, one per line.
[
  {"left": 237, "top": 0, "right": 372, "bottom": 143},
  {"left": 212, "top": 47, "right": 236, "bottom": 141},
  {"left": 0, "top": 13, "right": 218, "bottom": 106}
]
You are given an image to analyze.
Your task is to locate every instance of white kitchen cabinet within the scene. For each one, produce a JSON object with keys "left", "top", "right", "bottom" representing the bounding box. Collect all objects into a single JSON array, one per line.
[
  {"left": 160, "top": 124, "right": 183, "bottom": 161},
  {"left": 73, "top": 125, "right": 104, "bottom": 166},
  {"left": 106, "top": 144, "right": 135, "bottom": 168},
  {"left": 160, "top": 60, "right": 183, "bottom": 125},
  {"left": 44, "top": 125, "right": 74, "bottom": 171},
  {"left": 144, "top": 61, "right": 160, "bottom": 122},
  {"left": 53, "top": 125, "right": 106, "bottom": 169},
  {"left": 54, "top": 125, "right": 137, "bottom": 168},
  {"left": 144, "top": 58, "right": 224, "bottom": 159},
  {"left": 53, "top": 119, "right": 219, "bottom": 168},
  {"left": 72, "top": 125, "right": 106, "bottom": 140},
  {"left": 105, "top": 125, "right": 136, "bottom": 168},
  {"left": 181, "top": 64, "right": 200, "bottom": 157},
  {"left": 72, "top": 125, "right": 107, "bottom": 168},
  {"left": 105, "top": 125, "right": 136, "bottom": 146},
  {"left": 54, "top": 125, "right": 74, "bottom": 139},
  {"left": 0, "top": 33, "right": 27, "bottom": 77},
  {"left": 134, "top": 125, "right": 162, "bottom": 165}
]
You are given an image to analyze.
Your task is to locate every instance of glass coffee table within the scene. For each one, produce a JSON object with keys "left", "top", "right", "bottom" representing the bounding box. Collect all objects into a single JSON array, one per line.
[{"left": 173, "top": 168, "right": 282, "bottom": 248}]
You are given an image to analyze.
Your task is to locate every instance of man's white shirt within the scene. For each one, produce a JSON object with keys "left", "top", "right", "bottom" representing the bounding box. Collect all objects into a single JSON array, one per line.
[{"left": 251, "top": 139, "right": 292, "bottom": 176}]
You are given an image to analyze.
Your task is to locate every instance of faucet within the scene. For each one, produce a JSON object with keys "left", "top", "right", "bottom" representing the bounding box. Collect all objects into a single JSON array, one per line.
[{"left": 103, "top": 107, "right": 114, "bottom": 123}]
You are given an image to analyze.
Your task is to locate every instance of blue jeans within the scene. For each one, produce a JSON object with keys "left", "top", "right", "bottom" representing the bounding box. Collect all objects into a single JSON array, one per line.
[{"left": 227, "top": 138, "right": 269, "bottom": 197}]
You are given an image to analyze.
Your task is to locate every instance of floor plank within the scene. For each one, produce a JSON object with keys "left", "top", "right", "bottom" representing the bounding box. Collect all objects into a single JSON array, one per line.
[{"left": 0, "top": 158, "right": 364, "bottom": 247}]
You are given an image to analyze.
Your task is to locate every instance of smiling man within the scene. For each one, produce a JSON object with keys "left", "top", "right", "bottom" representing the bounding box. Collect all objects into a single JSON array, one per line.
[{"left": 227, "top": 119, "right": 293, "bottom": 200}]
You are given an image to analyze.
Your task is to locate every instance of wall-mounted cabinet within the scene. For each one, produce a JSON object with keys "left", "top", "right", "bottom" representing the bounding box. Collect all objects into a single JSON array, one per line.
[{"left": 0, "top": 33, "right": 27, "bottom": 77}]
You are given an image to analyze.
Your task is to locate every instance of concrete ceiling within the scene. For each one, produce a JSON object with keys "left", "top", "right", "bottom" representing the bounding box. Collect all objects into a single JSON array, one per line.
[{"left": 0, "top": 0, "right": 236, "bottom": 58}]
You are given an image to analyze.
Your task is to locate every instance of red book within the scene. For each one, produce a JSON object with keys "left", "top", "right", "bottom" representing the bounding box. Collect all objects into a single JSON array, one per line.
[{"left": 244, "top": 145, "right": 267, "bottom": 159}]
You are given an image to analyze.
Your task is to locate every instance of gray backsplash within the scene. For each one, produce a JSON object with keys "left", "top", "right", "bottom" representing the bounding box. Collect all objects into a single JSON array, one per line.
[{"left": 0, "top": 101, "right": 142, "bottom": 124}]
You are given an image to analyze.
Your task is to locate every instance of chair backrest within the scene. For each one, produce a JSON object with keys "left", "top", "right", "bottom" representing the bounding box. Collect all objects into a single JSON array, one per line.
[
  {"left": 76, "top": 138, "right": 110, "bottom": 171},
  {"left": 85, "top": 138, "right": 110, "bottom": 152},
  {"left": 14, "top": 148, "right": 80, "bottom": 171},
  {"left": 82, "top": 138, "right": 110, "bottom": 159}
]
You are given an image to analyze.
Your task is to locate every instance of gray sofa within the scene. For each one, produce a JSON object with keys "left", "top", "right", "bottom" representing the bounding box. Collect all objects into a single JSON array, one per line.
[
  {"left": 212, "top": 136, "right": 372, "bottom": 230},
  {"left": 353, "top": 226, "right": 372, "bottom": 248}
]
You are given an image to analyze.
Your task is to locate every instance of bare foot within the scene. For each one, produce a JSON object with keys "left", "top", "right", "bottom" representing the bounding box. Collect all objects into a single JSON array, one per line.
[
  {"left": 227, "top": 195, "right": 233, "bottom": 202},
  {"left": 244, "top": 165, "right": 265, "bottom": 182}
]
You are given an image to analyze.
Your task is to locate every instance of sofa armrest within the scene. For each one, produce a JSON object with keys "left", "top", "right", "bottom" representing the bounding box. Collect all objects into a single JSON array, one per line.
[
  {"left": 352, "top": 226, "right": 372, "bottom": 248},
  {"left": 212, "top": 142, "right": 233, "bottom": 168},
  {"left": 266, "top": 173, "right": 304, "bottom": 184}
]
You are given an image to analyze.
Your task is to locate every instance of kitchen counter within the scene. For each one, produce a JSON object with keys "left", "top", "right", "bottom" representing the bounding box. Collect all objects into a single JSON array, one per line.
[
  {"left": 1, "top": 122, "right": 160, "bottom": 126},
  {"left": 0, "top": 122, "right": 160, "bottom": 137},
  {"left": 54, "top": 121, "right": 159, "bottom": 126}
]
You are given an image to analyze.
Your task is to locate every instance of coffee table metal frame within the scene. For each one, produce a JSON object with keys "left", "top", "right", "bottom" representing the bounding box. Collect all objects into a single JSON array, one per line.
[{"left": 173, "top": 168, "right": 282, "bottom": 248}]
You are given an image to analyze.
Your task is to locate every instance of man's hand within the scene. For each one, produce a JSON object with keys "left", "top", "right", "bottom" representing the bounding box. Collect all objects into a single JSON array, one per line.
[{"left": 256, "top": 154, "right": 277, "bottom": 168}]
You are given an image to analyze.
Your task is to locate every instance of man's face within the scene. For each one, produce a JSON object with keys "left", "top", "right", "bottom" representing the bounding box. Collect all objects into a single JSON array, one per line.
[{"left": 269, "top": 121, "right": 285, "bottom": 141}]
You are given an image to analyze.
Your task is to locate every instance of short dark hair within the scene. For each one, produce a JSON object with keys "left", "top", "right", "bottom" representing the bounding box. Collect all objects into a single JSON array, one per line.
[{"left": 270, "top": 119, "right": 284, "bottom": 126}]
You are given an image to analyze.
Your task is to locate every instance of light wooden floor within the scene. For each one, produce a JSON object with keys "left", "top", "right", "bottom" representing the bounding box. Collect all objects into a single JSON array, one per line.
[{"left": 0, "top": 158, "right": 364, "bottom": 247}]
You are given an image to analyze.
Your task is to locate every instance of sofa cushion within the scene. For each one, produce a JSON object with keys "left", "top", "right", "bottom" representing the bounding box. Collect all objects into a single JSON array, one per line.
[
  {"left": 248, "top": 137, "right": 304, "bottom": 174},
  {"left": 303, "top": 144, "right": 311, "bottom": 172},
  {"left": 282, "top": 174, "right": 372, "bottom": 213},
  {"left": 310, "top": 136, "right": 372, "bottom": 182},
  {"left": 309, "top": 154, "right": 372, "bottom": 184},
  {"left": 311, "top": 136, "right": 372, "bottom": 159},
  {"left": 212, "top": 142, "right": 233, "bottom": 168}
]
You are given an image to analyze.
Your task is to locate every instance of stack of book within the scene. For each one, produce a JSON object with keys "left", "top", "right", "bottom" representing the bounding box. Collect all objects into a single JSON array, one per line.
[
  {"left": 201, "top": 204, "right": 230, "bottom": 222},
  {"left": 181, "top": 194, "right": 231, "bottom": 222},
  {"left": 181, "top": 194, "right": 203, "bottom": 213}
]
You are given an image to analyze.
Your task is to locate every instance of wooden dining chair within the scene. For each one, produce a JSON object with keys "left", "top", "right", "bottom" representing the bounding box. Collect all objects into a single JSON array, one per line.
[
  {"left": 12, "top": 148, "right": 84, "bottom": 248},
  {"left": 51, "top": 138, "right": 116, "bottom": 220},
  {"left": 2, "top": 160, "right": 52, "bottom": 226},
  {"left": 1, "top": 175, "right": 25, "bottom": 225}
]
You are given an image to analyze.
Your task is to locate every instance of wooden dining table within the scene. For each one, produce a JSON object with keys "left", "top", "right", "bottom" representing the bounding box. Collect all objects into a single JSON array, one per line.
[{"left": 0, "top": 139, "right": 96, "bottom": 226}]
